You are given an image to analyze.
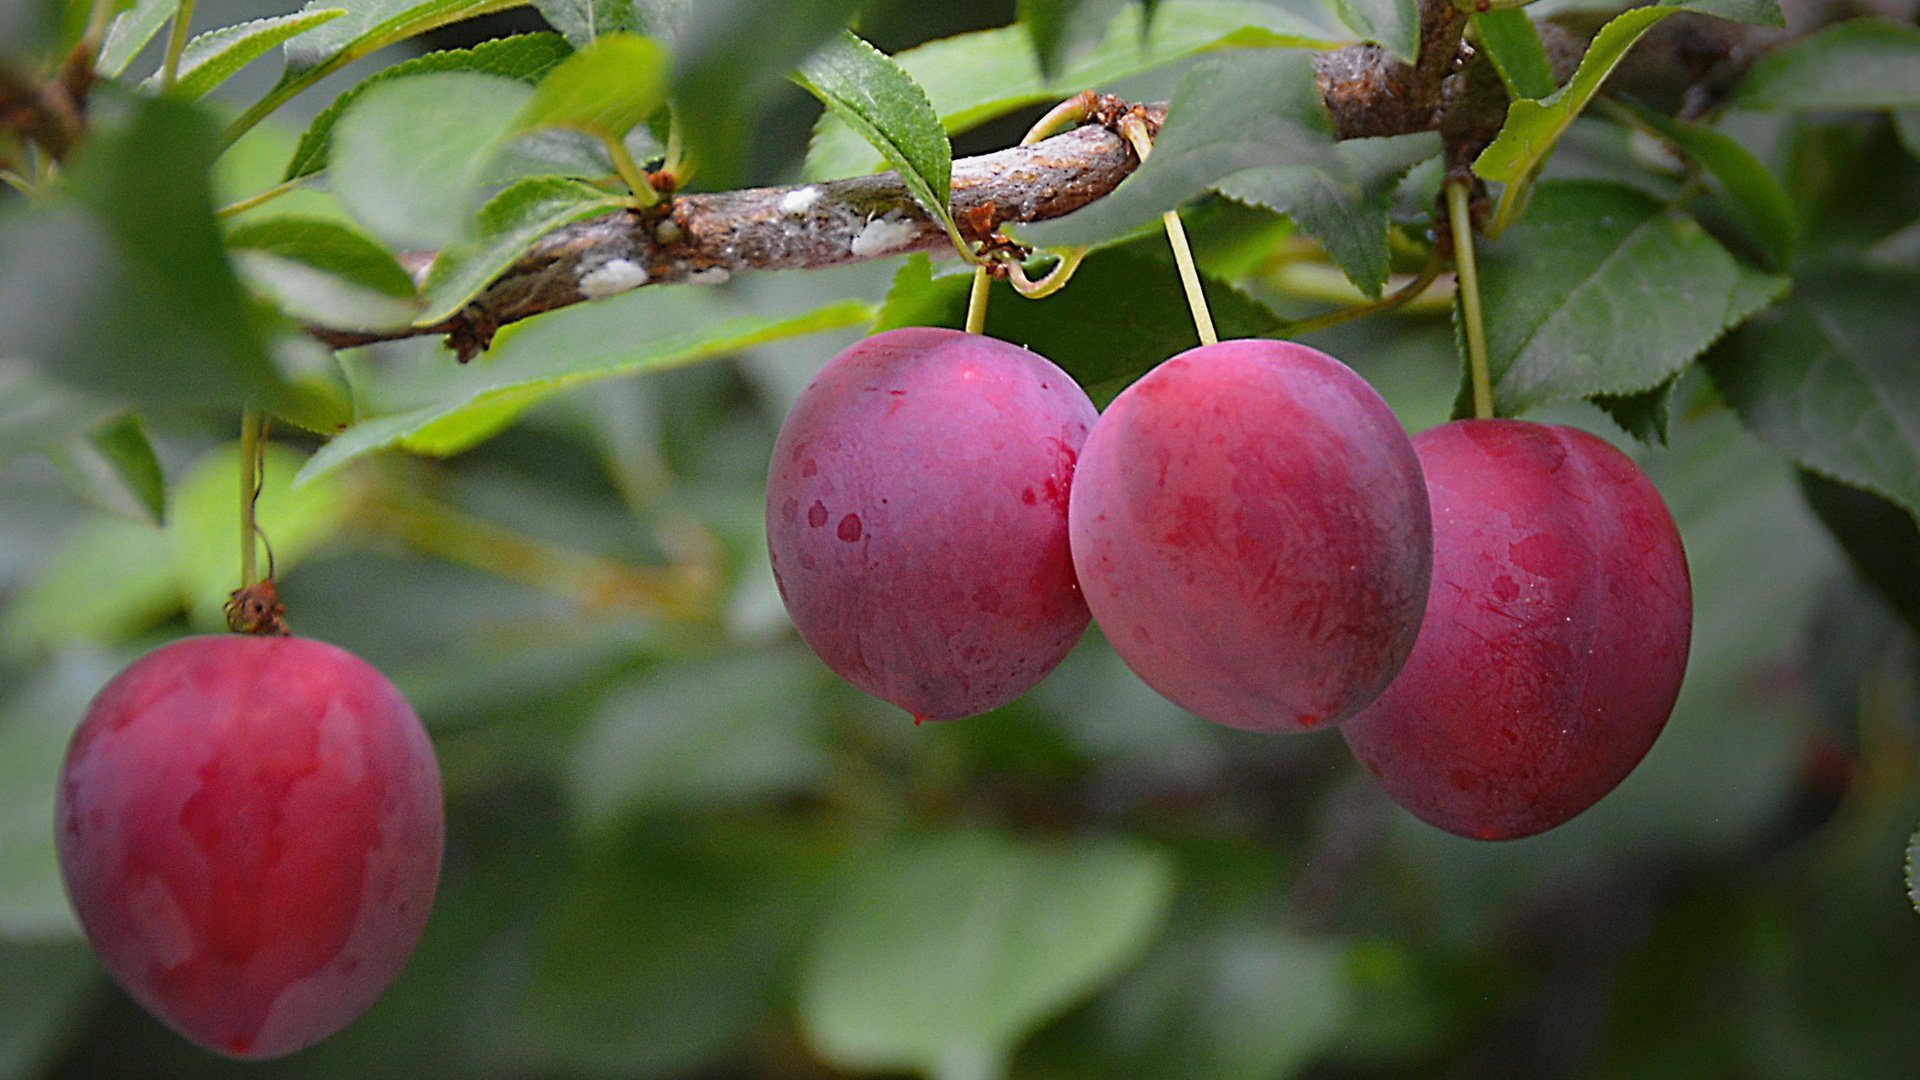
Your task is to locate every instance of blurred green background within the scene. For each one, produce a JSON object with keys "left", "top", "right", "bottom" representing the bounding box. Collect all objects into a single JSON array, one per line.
[{"left": 5, "top": 1, "right": 1920, "bottom": 1078}]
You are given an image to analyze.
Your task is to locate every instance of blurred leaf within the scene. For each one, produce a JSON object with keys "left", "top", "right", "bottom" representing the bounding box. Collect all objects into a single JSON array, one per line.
[
  {"left": 796, "top": 31, "right": 955, "bottom": 235},
  {"left": 803, "top": 1, "right": 1347, "bottom": 182},
  {"left": 285, "top": 31, "right": 573, "bottom": 181},
  {"left": 1472, "top": 9, "right": 1555, "bottom": 100},
  {"left": 227, "top": 215, "right": 422, "bottom": 331},
  {"left": 0, "top": 517, "right": 178, "bottom": 652},
  {"left": 1331, "top": 0, "right": 1416, "bottom": 64},
  {"left": 1475, "top": 6, "right": 1675, "bottom": 185},
  {"left": 532, "top": 0, "right": 638, "bottom": 47},
  {"left": 0, "top": 361, "right": 117, "bottom": 465},
  {"left": 45, "top": 413, "right": 167, "bottom": 523},
  {"left": 516, "top": 32, "right": 667, "bottom": 140},
  {"left": 1593, "top": 377, "right": 1676, "bottom": 447},
  {"left": 799, "top": 828, "right": 1177, "bottom": 1078},
  {"left": 1018, "top": 0, "right": 1129, "bottom": 75},
  {"left": 1899, "top": 111, "right": 1920, "bottom": 159},
  {"left": 0, "top": 96, "right": 326, "bottom": 426},
  {"left": 1798, "top": 471, "right": 1920, "bottom": 633},
  {"left": 0, "top": 940, "right": 97, "bottom": 1076},
  {"left": 0, "top": 654, "right": 119, "bottom": 938},
  {"left": 1613, "top": 100, "right": 1798, "bottom": 268},
  {"left": 874, "top": 249, "right": 1278, "bottom": 389},
  {"left": 1670, "top": 0, "right": 1784, "bottom": 25},
  {"left": 1464, "top": 181, "right": 1786, "bottom": 415},
  {"left": 330, "top": 71, "right": 535, "bottom": 250},
  {"left": 1706, "top": 268, "right": 1920, "bottom": 523},
  {"left": 299, "top": 293, "right": 875, "bottom": 483},
  {"left": 0, "top": 0, "right": 75, "bottom": 58},
  {"left": 420, "top": 177, "right": 628, "bottom": 325},
  {"left": 567, "top": 649, "right": 830, "bottom": 828},
  {"left": 1908, "top": 824, "right": 1920, "bottom": 916},
  {"left": 1021, "top": 50, "right": 1340, "bottom": 248},
  {"left": 143, "top": 8, "right": 346, "bottom": 101},
  {"left": 166, "top": 443, "right": 354, "bottom": 630},
  {"left": 1216, "top": 131, "right": 1439, "bottom": 298},
  {"left": 1733, "top": 19, "right": 1920, "bottom": 110},
  {"left": 97, "top": 0, "right": 180, "bottom": 76}
]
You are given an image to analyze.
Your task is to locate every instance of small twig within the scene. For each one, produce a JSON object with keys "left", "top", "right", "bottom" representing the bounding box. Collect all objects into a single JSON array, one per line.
[{"left": 1283, "top": 253, "right": 1448, "bottom": 339}]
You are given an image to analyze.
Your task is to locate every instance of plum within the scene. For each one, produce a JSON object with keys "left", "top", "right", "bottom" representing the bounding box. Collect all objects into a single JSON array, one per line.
[
  {"left": 1341, "top": 419, "right": 1692, "bottom": 840},
  {"left": 56, "top": 635, "right": 444, "bottom": 1058},
  {"left": 766, "top": 327, "right": 1099, "bottom": 720},
  {"left": 1068, "top": 339, "right": 1432, "bottom": 732}
]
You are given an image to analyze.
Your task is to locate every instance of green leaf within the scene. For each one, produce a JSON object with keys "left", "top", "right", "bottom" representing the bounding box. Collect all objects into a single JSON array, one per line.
[
  {"left": 1467, "top": 181, "right": 1787, "bottom": 415},
  {"left": 1669, "top": 0, "right": 1784, "bottom": 26},
  {"left": 516, "top": 32, "right": 667, "bottom": 140},
  {"left": 1705, "top": 268, "right": 1920, "bottom": 524},
  {"left": 98, "top": 0, "right": 180, "bottom": 76},
  {"left": 0, "top": 657, "right": 118, "bottom": 939},
  {"left": 1472, "top": 9, "right": 1555, "bottom": 101},
  {"left": 0, "top": 517, "right": 178, "bottom": 653},
  {"left": 1474, "top": 6, "right": 1675, "bottom": 188},
  {"left": 0, "top": 360, "right": 116, "bottom": 465},
  {"left": 1907, "top": 823, "right": 1920, "bottom": 916},
  {"left": 45, "top": 413, "right": 168, "bottom": 523},
  {"left": 227, "top": 215, "right": 422, "bottom": 330},
  {"left": 1020, "top": 50, "right": 1339, "bottom": 248},
  {"left": 796, "top": 31, "right": 956, "bottom": 238},
  {"left": 802, "top": 0, "right": 1347, "bottom": 182},
  {"left": 145, "top": 9, "right": 346, "bottom": 101},
  {"left": 297, "top": 292, "right": 875, "bottom": 484},
  {"left": 1331, "top": 0, "right": 1417, "bottom": 64},
  {"left": 330, "top": 71, "right": 535, "bottom": 250},
  {"left": 419, "top": 177, "right": 628, "bottom": 325},
  {"left": 1897, "top": 110, "right": 1920, "bottom": 160},
  {"left": 0, "top": 941, "right": 97, "bottom": 1074},
  {"left": 1216, "top": 131, "right": 1440, "bottom": 298},
  {"left": 799, "top": 829, "right": 1177, "bottom": 1077},
  {"left": 0, "top": 97, "right": 322, "bottom": 425},
  {"left": 1018, "top": 0, "right": 1128, "bottom": 75},
  {"left": 284, "top": 32, "right": 573, "bottom": 181},
  {"left": 1610, "top": 101, "right": 1798, "bottom": 268},
  {"left": 1733, "top": 19, "right": 1920, "bottom": 110},
  {"left": 1593, "top": 377, "right": 1676, "bottom": 447},
  {"left": 1799, "top": 472, "right": 1920, "bottom": 633},
  {"left": 531, "top": 0, "right": 638, "bottom": 47},
  {"left": 874, "top": 247, "right": 1280, "bottom": 390}
]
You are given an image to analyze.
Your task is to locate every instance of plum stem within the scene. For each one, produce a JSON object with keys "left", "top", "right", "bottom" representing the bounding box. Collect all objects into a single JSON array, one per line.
[
  {"left": 237, "top": 408, "right": 262, "bottom": 589},
  {"left": 965, "top": 266, "right": 991, "bottom": 334},
  {"left": 1119, "top": 114, "right": 1216, "bottom": 346},
  {"left": 1447, "top": 179, "right": 1494, "bottom": 419},
  {"left": 963, "top": 95, "right": 1104, "bottom": 335}
]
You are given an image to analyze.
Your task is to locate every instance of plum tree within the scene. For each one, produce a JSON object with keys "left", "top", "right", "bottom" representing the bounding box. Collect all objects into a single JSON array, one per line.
[
  {"left": 55, "top": 635, "right": 444, "bottom": 1058},
  {"left": 1341, "top": 419, "right": 1692, "bottom": 841},
  {"left": 1067, "top": 339, "right": 1432, "bottom": 733},
  {"left": 766, "top": 327, "right": 1100, "bottom": 721}
]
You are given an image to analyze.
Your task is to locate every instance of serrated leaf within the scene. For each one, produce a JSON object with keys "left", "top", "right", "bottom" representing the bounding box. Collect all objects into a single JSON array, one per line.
[
  {"left": 1472, "top": 9, "right": 1555, "bottom": 101},
  {"left": 1669, "top": 0, "right": 1784, "bottom": 26},
  {"left": 1611, "top": 101, "right": 1797, "bottom": 268},
  {"left": 1799, "top": 472, "right": 1920, "bottom": 633},
  {"left": 226, "top": 215, "right": 422, "bottom": 330},
  {"left": 98, "top": 0, "right": 180, "bottom": 76},
  {"left": 532, "top": 0, "right": 638, "bottom": 47},
  {"left": 1331, "top": 0, "right": 1417, "bottom": 64},
  {"left": 285, "top": 32, "right": 572, "bottom": 181},
  {"left": 419, "top": 177, "right": 628, "bottom": 324},
  {"left": 330, "top": 71, "right": 535, "bottom": 250},
  {"left": 1733, "top": 19, "right": 1920, "bottom": 109},
  {"left": 297, "top": 293, "right": 875, "bottom": 484},
  {"left": 1594, "top": 377, "right": 1676, "bottom": 447},
  {"left": 1467, "top": 181, "right": 1786, "bottom": 415},
  {"left": 1216, "top": 131, "right": 1440, "bottom": 298},
  {"left": 796, "top": 31, "right": 955, "bottom": 236},
  {"left": 144, "top": 9, "right": 346, "bottom": 101},
  {"left": 1475, "top": 6, "right": 1675, "bottom": 185},
  {"left": 46, "top": 413, "right": 167, "bottom": 523},
  {"left": 1705, "top": 268, "right": 1920, "bottom": 524},
  {"left": 516, "top": 32, "right": 667, "bottom": 140},
  {"left": 1020, "top": 49, "right": 1339, "bottom": 248},
  {"left": 798, "top": 829, "right": 1177, "bottom": 1077},
  {"left": 803, "top": 0, "right": 1348, "bottom": 182}
]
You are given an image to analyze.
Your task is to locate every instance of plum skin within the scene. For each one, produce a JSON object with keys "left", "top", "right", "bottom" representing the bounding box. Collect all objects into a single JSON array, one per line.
[
  {"left": 766, "top": 327, "right": 1099, "bottom": 720},
  {"left": 1068, "top": 339, "right": 1432, "bottom": 733},
  {"left": 1341, "top": 419, "right": 1693, "bottom": 841},
  {"left": 55, "top": 634, "right": 444, "bottom": 1059}
]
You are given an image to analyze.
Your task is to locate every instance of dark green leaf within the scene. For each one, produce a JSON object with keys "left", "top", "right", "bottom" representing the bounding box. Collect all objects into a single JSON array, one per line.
[
  {"left": 1707, "top": 268, "right": 1920, "bottom": 522},
  {"left": 516, "top": 32, "right": 667, "bottom": 140},
  {"left": 0, "top": 942, "right": 97, "bottom": 1074},
  {"left": 1020, "top": 50, "right": 1339, "bottom": 248},
  {"left": 1594, "top": 377, "right": 1676, "bottom": 447},
  {"left": 145, "top": 8, "right": 346, "bottom": 100},
  {"left": 1216, "top": 131, "right": 1440, "bottom": 298},
  {"left": 330, "top": 71, "right": 535, "bottom": 250},
  {"left": 1733, "top": 19, "right": 1920, "bottom": 110},
  {"left": 97, "top": 0, "right": 180, "bottom": 76},
  {"left": 46, "top": 413, "right": 167, "bottom": 523},
  {"left": 420, "top": 177, "right": 628, "bottom": 324},
  {"left": 795, "top": 31, "right": 955, "bottom": 236},
  {"left": 284, "top": 32, "right": 573, "bottom": 181},
  {"left": 799, "top": 829, "right": 1177, "bottom": 1077},
  {"left": 531, "top": 0, "right": 638, "bottom": 47},
  {"left": 1018, "top": 0, "right": 1129, "bottom": 75},
  {"left": 226, "top": 215, "right": 422, "bottom": 330},
  {"left": 1610, "top": 100, "right": 1798, "bottom": 268},
  {"left": 1897, "top": 111, "right": 1920, "bottom": 160},
  {"left": 1472, "top": 9, "right": 1555, "bottom": 101},
  {"left": 1669, "top": 0, "right": 1784, "bottom": 27},
  {"left": 1799, "top": 471, "right": 1920, "bottom": 633},
  {"left": 1466, "top": 181, "right": 1786, "bottom": 415},
  {"left": 1331, "top": 0, "right": 1417, "bottom": 64}
]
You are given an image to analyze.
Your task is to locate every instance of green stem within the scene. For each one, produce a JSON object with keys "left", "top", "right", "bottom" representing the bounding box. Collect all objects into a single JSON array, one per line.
[
  {"left": 159, "top": 0, "right": 197, "bottom": 93},
  {"left": 965, "top": 266, "right": 991, "bottom": 334},
  {"left": 0, "top": 170, "right": 33, "bottom": 196},
  {"left": 1119, "top": 116, "right": 1215, "bottom": 345},
  {"left": 237, "top": 408, "right": 261, "bottom": 588},
  {"left": 216, "top": 177, "right": 303, "bottom": 219},
  {"left": 1447, "top": 180, "right": 1494, "bottom": 420},
  {"left": 604, "top": 134, "right": 660, "bottom": 206},
  {"left": 1283, "top": 255, "right": 1447, "bottom": 339},
  {"left": 1006, "top": 246, "right": 1087, "bottom": 299}
]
